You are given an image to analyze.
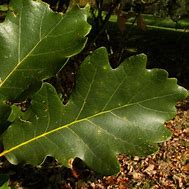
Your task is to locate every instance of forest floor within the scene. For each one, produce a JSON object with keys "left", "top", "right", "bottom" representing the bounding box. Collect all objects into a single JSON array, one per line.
[{"left": 7, "top": 96, "right": 188, "bottom": 189}]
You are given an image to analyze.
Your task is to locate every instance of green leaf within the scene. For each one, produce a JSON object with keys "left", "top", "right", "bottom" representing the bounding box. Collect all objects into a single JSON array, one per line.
[
  {"left": 0, "top": 174, "right": 9, "bottom": 187},
  {"left": 0, "top": 182, "right": 10, "bottom": 189},
  {"left": 0, "top": 101, "right": 11, "bottom": 134},
  {"left": 0, "top": 4, "right": 9, "bottom": 12},
  {"left": 0, "top": 48, "right": 187, "bottom": 175},
  {"left": 0, "top": 0, "right": 91, "bottom": 100}
]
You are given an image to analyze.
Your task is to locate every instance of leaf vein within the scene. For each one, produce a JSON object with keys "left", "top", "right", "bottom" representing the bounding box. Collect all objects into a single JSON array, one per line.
[
  {"left": 74, "top": 68, "right": 97, "bottom": 120},
  {"left": 137, "top": 103, "right": 174, "bottom": 114},
  {"left": 68, "top": 127, "right": 102, "bottom": 161},
  {"left": 102, "top": 75, "right": 127, "bottom": 111}
]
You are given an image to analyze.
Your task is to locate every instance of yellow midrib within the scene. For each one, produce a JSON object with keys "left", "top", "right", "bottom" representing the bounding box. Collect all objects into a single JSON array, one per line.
[
  {"left": 0, "top": 104, "right": 130, "bottom": 157},
  {"left": 0, "top": 92, "right": 175, "bottom": 157}
]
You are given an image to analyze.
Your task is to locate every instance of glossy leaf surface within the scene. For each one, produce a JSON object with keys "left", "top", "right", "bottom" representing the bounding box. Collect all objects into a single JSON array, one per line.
[
  {"left": 0, "top": 0, "right": 91, "bottom": 99},
  {"left": 0, "top": 100, "right": 11, "bottom": 134},
  {"left": 0, "top": 48, "right": 187, "bottom": 175}
]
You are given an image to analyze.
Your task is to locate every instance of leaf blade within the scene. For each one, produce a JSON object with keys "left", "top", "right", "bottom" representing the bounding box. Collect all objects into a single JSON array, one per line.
[
  {"left": 1, "top": 48, "right": 188, "bottom": 175},
  {"left": 0, "top": 0, "right": 91, "bottom": 99}
]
